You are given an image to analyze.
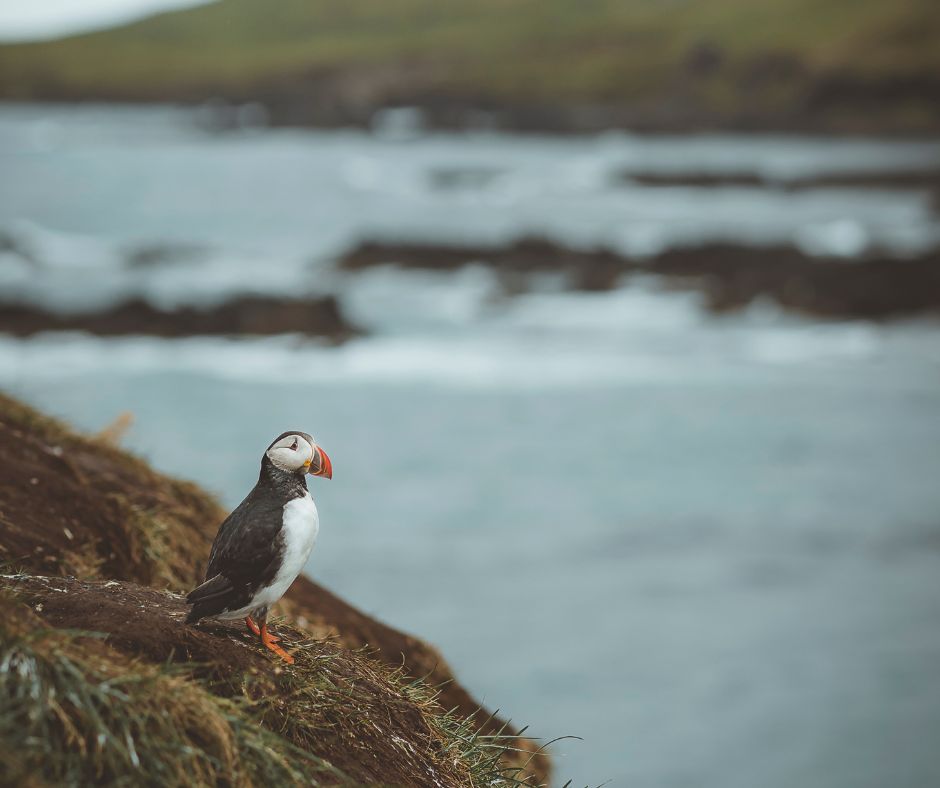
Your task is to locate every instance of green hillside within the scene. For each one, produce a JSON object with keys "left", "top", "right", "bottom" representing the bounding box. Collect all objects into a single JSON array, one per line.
[{"left": 1, "top": 0, "right": 938, "bottom": 132}]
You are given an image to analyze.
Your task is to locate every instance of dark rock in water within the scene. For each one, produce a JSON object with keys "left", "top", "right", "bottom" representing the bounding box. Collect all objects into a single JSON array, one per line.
[
  {"left": 0, "top": 295, "right": 359, "bottom": 340},
  {"left": 620, "top": 171, "right": 768, "bottom": 188},
  {"left": 337, "top": 237, "right": 940, "bottom": 320},
  {"left": 340, "top": 236, "right": 627, "bottom": 274},
  {"left": 650, "top": 244, "right": 940, "bottom": 319},
  {"left": 616, "top": 168, "right": 940, "bottom": 195},
  {"left": 571, "top": 258, "right": 624, "bottom": 292}
]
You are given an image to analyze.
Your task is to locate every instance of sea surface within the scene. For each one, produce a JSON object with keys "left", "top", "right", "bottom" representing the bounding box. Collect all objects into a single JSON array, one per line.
[{"left": 2, "top": 104, "right": 940, "bottom": 787}]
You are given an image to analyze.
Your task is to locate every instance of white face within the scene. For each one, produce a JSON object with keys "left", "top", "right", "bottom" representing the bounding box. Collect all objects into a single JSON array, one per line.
[{"left": 266, "top": 433, "right": 315, "bottom": 472}]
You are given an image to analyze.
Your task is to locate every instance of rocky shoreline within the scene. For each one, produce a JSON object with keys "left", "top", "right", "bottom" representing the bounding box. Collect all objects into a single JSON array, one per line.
[
  {"left": 7, "top": 73, "right": 940, "bottom": 138},
  {"left": 2, "top": 239, "right": 937, "bottom": 340},
  {"left": 0, "top": 294, "right": 359, "bottom": 341},
  {"left": 260, "top": 79, "right": 940, "bottom": 137},
  {"left": 615, "top": 170, "right": 940, "bottom": 197},
  {"left": 340, "top": 239, "right": 940, "bottom": 320}
]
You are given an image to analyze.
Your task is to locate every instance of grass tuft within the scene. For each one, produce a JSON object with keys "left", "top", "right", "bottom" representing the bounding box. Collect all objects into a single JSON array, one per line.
[
  {"left": 0, "top": 606, "right": 341, "bottom": 787},
  {"left": 0, "top": 584, "right": 541, "bottom": 787}
]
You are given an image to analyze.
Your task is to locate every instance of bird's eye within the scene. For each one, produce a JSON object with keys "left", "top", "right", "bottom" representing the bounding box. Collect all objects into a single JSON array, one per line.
[{"left": 290, "top": 439, "right": 298, "bottom": 451}]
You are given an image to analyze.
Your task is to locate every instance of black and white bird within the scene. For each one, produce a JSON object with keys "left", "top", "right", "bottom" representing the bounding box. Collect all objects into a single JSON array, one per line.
[{"left": 185, "top": 431, "right": 332, "bottom": 664}]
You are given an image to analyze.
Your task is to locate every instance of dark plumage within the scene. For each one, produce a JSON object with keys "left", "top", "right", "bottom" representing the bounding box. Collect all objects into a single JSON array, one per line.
[
  {"left": 185, "top": 450, "right": 306, "bottom": 623},
  {"left": 184, "top": 430, "right": 332, "bottom": 664}
]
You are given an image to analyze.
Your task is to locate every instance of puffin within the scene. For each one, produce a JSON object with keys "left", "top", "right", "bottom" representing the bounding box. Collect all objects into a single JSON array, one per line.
[{"left": 185, "top": 430, "right": 332, "bottom": 664}]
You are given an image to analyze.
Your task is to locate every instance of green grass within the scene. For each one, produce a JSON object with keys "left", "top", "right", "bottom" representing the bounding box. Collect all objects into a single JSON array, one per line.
[
  {"left": 0, "top": 0, "right": 937, "bottom": 111},
  {"left": 0, "top": 618, "right": 340, "bottom": 786},
  {"left": 0, "top": 594, "right": 538, "bottom": 787}
]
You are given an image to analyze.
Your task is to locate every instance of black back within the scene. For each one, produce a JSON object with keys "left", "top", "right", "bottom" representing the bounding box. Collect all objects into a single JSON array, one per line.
[{"left": 185, "top": 440, "right": 310, "bottom": 622}]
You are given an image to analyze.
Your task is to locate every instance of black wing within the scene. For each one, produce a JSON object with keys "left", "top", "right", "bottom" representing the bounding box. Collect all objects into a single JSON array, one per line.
[{"left": 185, "top": 487, "right": 285, "bottom": 623}]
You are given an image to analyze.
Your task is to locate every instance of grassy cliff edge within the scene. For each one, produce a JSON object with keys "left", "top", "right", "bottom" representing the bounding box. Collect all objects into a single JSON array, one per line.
[{"left": 0, "top": 392, "right": 550, "bottom": 786}]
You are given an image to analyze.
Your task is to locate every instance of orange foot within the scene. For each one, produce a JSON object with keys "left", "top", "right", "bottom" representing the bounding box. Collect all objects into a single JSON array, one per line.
[
  {"left": 261, "top": 622, "right": 294, "bottom": 664},
  {"left": 245, "top": 616, "right": 261, "bottom": 636}
]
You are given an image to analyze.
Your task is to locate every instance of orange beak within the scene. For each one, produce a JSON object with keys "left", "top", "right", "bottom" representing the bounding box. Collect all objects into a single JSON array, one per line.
[{"left": 308, "top": 446, "right": 332, "bottom": 479}]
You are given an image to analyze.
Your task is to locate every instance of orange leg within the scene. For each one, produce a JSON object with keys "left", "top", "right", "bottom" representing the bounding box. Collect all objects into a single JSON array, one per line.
[
  {"left": 247, "top": 615, "right": 279, "bottom": 642},
  {"left": 261, "top": 621, "right": 294, "bottom": 664}
]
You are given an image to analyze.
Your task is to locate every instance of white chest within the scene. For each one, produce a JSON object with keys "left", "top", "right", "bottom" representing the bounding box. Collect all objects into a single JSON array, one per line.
[{"left": 255, "top": 493, "right": 319, "bottom": 608}]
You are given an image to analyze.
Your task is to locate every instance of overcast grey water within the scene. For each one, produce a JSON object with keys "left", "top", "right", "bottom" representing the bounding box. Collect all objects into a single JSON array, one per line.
[{"left": 2, "top": 105, "right": 940, "bottom": 787}]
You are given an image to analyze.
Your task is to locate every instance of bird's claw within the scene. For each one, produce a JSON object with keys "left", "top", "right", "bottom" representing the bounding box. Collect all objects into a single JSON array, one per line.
[{"left": 261, "top": 623, "right": 293, "bottom": 664}]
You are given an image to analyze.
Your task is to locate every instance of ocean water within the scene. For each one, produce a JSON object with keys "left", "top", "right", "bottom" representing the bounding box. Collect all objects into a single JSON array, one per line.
[{"left": 2, "top": 105, "right": 940, "bottom": 786}]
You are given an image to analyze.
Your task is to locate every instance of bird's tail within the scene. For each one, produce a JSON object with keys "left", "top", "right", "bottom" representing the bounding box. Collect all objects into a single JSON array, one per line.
[{"left": 184, "top": 574, "right": 234, "bottom": 625}]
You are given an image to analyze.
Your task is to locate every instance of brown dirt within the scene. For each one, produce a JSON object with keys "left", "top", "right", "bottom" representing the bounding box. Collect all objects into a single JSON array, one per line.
[
  {"left": 0, "top": 295, "right": 359, "bottom": 341},
  {"left": 0, "top": 391, "right": 550, "bottom": 784},
  {"left": 6, "top": 574, "right": 267, "bottom": 680},
  {"left": 338, "top": 237, "right": 940, "bottom": 320},
  {"left": 1, "top": 574, "right": 485, "bottom": 785}
]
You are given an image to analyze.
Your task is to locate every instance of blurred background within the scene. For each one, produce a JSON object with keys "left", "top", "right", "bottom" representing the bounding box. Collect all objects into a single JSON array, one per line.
[{"left": 1, "top": 2, "right": 940, "bottom": 786}]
